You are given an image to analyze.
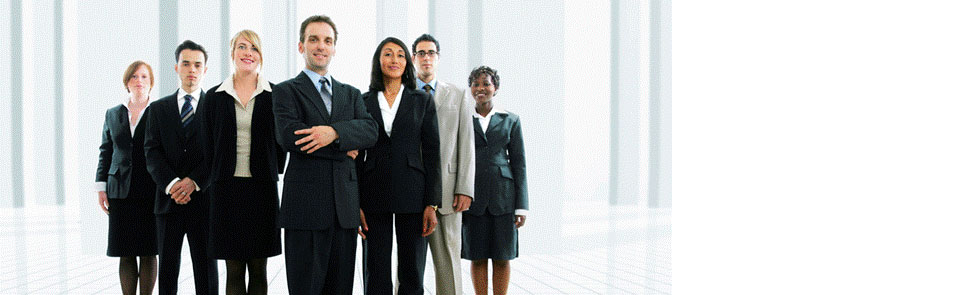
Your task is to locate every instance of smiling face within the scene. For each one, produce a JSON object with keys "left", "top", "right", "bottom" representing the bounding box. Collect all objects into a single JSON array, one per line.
[
  {"left": 299, "top": 21, "right": 337, "bottom": 74},
  {"left": 126, "top": 65, "right": 152, "bottom": 96},
  {"left": 379, "top": 42, "right": 407, "bottom": 81},
  {"left": 471, "top": 74, "right": 497, "bottom": 103},
  {"left": 175, "top": 49, "right": 207, "bottom": 91},
  {"left": 232, "top": 36, "right": 261, "bottom": 73}
]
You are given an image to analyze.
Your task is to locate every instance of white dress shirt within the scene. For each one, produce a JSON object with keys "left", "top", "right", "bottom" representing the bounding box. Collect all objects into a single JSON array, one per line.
[{"left": 377, "top": 85, "right": 405, "bottom": 137}]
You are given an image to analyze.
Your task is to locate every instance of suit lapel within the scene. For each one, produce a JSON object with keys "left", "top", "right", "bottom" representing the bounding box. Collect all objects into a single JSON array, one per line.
[
  {"left": 166, "top": 92, "right": 186, "bottom": 141},
  {"left": 118, "top": 106, "right": 132, "bottom": 141},
  {"left": 486, "top": 112, "right": 505, "bottom": 137},
  {"left": 473, "top": 117, "right": 487, "bottom": 143},
  {"left": 330, "top": 78, "right": 349, "bottom": 122},
  {"left": 434, "top": 83, "right": 449, "bottom": 107},
  {"left": 366, "top": 93, "right": 387, "bottom": 136},
  {"left": 294, "top": 72, "right": 331, "bottom": 122},
  {"left": 183, "top": 90, "right": 205, "bottom": 140}
]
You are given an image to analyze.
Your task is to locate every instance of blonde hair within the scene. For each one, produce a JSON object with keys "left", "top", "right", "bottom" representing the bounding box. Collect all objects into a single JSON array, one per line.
[
  {"left": 122, "top": 60, "right": 154, "bottom": 93},
  {"left": 230, "top": 29, "right": 264, "bottom": 69}
]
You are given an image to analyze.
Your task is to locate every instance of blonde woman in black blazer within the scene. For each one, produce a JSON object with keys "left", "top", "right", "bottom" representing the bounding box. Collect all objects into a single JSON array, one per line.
[
  {"left": 198, "top": 30, "right": 286, "bottom": 295},
  {"left": 462, "top": 66, "right": 528, "bottom": 295},
  {"left": 96, "top": 60, "right": 158, "bottom": 295},
  {"left": 356, "top": 37, "right": 441, "bottom": 294}
]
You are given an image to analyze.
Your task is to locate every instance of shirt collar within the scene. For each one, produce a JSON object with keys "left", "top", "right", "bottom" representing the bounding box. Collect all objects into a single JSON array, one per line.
[
  {"left": 178, "top": 87, "right": 202, "bottom": 102},
  {"left": 122, "top": 95, "right": 151, "bottom": 110},
  {"left": 416, "top": 78, "right": 438, "bottom": 92},
  {"left": 303, "top": 68, "right": 333, "bottom": 87},
  {"left": 474, "top": 108, "right": 503, "bottom": 119},
  {"left": 216, "top": 73, "right": 272, "bottom": 102}
]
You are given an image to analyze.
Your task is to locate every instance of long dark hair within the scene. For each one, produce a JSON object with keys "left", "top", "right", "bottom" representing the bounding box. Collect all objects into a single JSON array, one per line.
[{"left": 369, "top": 37, "right": 417, "bottom": 92}]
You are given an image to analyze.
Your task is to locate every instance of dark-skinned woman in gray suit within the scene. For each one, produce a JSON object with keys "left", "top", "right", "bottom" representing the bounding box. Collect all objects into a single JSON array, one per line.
[
  {"left": 96, "top": 60, "right": 159, "bottom": 295},
  {"left": 462, "top": 66, "right": 528, "bottom": 295}
]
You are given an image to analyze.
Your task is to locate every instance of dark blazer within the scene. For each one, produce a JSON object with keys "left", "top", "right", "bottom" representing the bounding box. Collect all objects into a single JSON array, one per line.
[
  {"left": 273, "top": 72, "right": 378, "bottom": 230},
  {"left": 467, "top": 111, "right": 528, "bottom": 216},
  {"left": 143, "top": 90, "right": 210, "bottom": 214},
  {"left": 357, "top": 87, "right": 441, "bottom": 214},
  {"left": 96, "top": 104, "right": 151, "bottom": 199},
  {"left": 199, "top": 83, "right": 286, "bottom": 189}
]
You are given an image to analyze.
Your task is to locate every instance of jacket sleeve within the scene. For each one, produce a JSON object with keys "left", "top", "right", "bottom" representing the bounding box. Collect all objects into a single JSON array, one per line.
[
  {"left": 95, "top": 110, "right": 114, "bottom": 186},
  {"left": 329, "top": 88, "right": 379, "bottom": 151},
  {"left": 421, "top": 94, "right": 442, "bottom": 207},
  {"left": 454, "top": 90, "right": 476, "bottom": 198},
  {"left": 194, "top": 94, "right": 216, "bottom": 190},
  {"left": 273, "top": 83, "right": 358, "bottom": 160},
  {"left": 143, "top": 105, "right": 178, "bottom": 190},
  {"left": 507, "top": 116, "right": 528, "bottom": 211}
]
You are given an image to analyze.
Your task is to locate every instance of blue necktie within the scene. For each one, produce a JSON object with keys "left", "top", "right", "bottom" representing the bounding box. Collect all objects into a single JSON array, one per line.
[
  {"left": 318, "top": 77, "right": 332, "bottom": 114},
  {"left": 423, "top": 84, "right": 434, "bottom": 96},
  {"left": 181, "top": 95, "right": 194, "bottom": 127}
]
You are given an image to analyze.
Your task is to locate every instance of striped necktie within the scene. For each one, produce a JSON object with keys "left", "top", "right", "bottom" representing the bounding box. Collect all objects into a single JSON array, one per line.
[
  {"left": 318, "top": 77, "right": 332, "bottom": 114},
  {"left": 181, "top": 94, "right": 195, "bottom": 127}
]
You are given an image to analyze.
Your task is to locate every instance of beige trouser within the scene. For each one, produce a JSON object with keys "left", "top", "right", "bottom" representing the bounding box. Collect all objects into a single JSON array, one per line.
[{"left": 428, "top": 211, "right": 464, "bottom": 295}]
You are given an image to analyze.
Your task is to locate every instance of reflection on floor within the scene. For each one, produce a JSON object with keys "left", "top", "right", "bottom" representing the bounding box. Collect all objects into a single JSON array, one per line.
[{"left": 0, "top": 204, "right": 670, "bottom": 294}]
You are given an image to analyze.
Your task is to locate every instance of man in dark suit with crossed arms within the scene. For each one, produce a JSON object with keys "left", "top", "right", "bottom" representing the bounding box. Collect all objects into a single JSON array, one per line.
[{"left": 272, "top": 15, "right": 378, "bottom": 294}]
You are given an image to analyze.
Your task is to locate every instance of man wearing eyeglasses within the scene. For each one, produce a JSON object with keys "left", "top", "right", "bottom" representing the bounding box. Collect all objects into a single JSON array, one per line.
[{"left": 412, "top": 33, "right": 476, "bottom": 295}]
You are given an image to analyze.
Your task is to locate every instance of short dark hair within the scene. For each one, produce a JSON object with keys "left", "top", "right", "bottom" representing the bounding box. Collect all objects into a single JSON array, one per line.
[
  {"left": 411, "top": 34, "right": 439, "bottom": 54},
  {"left": 468, "top": 65, "right": 500, "bottom": 89},
  {"left": 369, "top": 37, "right": 417, "bottom": 92},
  {"left": 174, "top": 40, "right": 208, "bottom": 63},
  {"left": 300, "top": 15, "right": 338, "bottom": 44}
]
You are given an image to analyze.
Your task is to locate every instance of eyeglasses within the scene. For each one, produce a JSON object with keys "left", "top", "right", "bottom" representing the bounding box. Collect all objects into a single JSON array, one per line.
[{"left": 414, "top": 50, "right": 439, "bottom": 58}]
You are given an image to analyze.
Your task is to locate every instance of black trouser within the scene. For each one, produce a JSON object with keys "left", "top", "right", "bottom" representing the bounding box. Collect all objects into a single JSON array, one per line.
[
  {"left": 284, "top": 227, "right": 359, "bottom": 295},
  {"left": 362, "top": 212, "right": 427, "bottom": 295},
  {"left": 155, "top": 198, "right": 218, "bottom": 295}
]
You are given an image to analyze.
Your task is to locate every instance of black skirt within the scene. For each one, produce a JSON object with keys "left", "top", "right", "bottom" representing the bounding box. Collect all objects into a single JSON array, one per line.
[
  {"left": 107, "top": 172, "right": 158, "bottom": 257},
  {"left": 461, "top": 212, "right": 519, "bottom": 260},
  {"left": 208, "top": 177, "right": 281, "bottom": 260}
]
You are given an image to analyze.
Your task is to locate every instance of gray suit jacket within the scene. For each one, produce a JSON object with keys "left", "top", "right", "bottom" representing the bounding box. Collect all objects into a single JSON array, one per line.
[{"left": 431, "top": 81, "right": 476, "bottom": 215}]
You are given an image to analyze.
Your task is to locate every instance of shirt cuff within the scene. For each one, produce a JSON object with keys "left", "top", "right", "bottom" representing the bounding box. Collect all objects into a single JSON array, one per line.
[
  {"left": 515, "top": 209, "right": 529, "bottom": 216},
  {"left": 165, "top": 178, "right": 181, "bottom": 195},
  {"left": 95, "top": 182, "right": 106, "bottom": 192},
  {"left": 192, "top": 180, "right": 201, "bottom": 191}
]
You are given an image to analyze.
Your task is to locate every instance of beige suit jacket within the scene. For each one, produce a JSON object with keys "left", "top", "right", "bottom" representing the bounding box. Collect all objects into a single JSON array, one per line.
[{"left": 431, "top": 80, "right": 476, "bottom": 215}]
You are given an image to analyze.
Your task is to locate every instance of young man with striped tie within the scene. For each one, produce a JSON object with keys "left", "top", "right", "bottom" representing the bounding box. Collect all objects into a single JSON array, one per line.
[{"left": 143, "top": 40, "right": 219, "bottom": 295}]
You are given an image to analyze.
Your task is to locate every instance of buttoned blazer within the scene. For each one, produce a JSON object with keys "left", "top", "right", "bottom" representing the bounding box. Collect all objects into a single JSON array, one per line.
[
  {"left": 272, "top": 72, "right": 379, "bottom": 230},
  {"left": 355, "top": 87, "right": 441, "bottom": 214},
  {"left": 467, "top": 111, "right": 528, "bottom": 216}
]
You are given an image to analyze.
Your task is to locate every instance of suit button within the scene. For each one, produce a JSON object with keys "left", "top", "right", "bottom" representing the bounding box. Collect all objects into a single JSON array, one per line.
[{"left": 183, "top": 149, "right": 187, "bottom": 152}]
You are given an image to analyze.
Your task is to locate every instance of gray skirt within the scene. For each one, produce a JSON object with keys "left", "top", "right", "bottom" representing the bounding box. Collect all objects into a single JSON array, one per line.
[{"left": 461, "top": 212, "right": 518, "bottom": 260}]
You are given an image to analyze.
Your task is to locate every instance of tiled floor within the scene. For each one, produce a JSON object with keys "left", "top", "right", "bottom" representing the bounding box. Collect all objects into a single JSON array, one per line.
[{"left": 0, "top": 205, "right": 670, "bottom": 294}]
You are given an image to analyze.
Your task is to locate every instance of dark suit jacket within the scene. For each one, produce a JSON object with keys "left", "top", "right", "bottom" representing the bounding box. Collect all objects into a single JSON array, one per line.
[
  {"left": 273, "top": 72, "right": 378, "bottom": 230},
  {"left": 96, "top": 104, "right": 152, "bottom": 199},
  {"left": 468, "top": 111, "right": 528, "bottom": 216},
  {"left": 143, "top": 90, "right": 210, "bottom": 214},
  {"left": 357, "top": 88, "right": 441, "bottom": 214},
  {"left": 199, "top": 83, "right": 286, "bottom": 189}
]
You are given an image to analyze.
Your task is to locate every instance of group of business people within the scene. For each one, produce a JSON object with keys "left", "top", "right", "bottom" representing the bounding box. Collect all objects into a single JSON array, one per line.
[{"left": 95, "top": 14, "right": 528, "bottom": 295}]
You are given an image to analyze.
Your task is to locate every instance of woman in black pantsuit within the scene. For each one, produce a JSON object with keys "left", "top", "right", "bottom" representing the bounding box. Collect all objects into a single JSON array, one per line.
[
  {"left": 356, "top": 37, "right": 441, "bottom": 295},
  {"left": 199, "top": 30, "right": 285, "bottom": 295},
  {"left": 461, "top": 66, "right": 529, "bottom": 295},
  {"left": 96, "top": 60, "right": 159, "bottom": 295}
]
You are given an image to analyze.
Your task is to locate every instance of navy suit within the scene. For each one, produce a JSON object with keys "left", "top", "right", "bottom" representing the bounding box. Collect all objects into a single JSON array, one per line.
[
  {"left": 142, "top": 90, "right": 217, "bottom": 295},
  {"left": 356, "top": 87, "right": 440, "bottom": 295},
  {"left": 273, "top": 72, "right": 378, "bottom": 294}
]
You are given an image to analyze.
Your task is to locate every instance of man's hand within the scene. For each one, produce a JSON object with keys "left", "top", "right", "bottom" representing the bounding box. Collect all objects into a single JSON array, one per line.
[
  {"left": 294, "top": 126, "right": 339, "bottom": 153},
  {"left": 515, "top": 215, "right": 526, "bottom": 228},
  {"left": 452, "top": 194, "right": 472, "bottom": 212},
  {"left": 98, "top": 191, "right": 109, "bottom": 214},
  {"left": 358, "top": 209, "right": 369, "bottom": 239},
  {"left": 170, "top": 178, "right": 196, "bottom": 205},
  {"left": 347, "top": 150, "right": 359, "bottom": 160},
  {"left": 422, "top": 206, "right": 439, "bottom": 237}
]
